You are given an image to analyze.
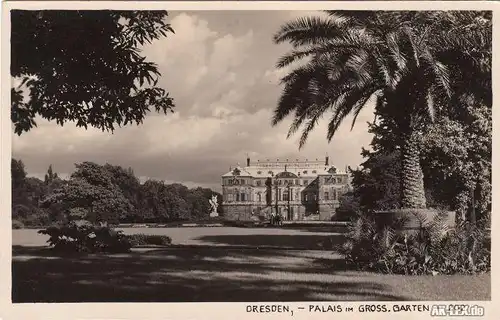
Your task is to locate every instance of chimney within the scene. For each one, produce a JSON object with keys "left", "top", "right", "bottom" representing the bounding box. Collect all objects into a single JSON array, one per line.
[
  {"left": 325, "top": 156, "right": 329, "bottom": 166},
  {"left": 247, "top": 156, "right": 250, "bottom": 167}
]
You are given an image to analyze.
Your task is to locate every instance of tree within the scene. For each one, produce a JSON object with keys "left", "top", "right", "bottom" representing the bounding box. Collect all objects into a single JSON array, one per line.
[
  {"left": 420, "top": 101, "right": 491, "bottom": 222},
  {"left": 350, "top": 150, "right": 402, "bottom": 212},
  {"left": 41, "top": 162, "right": 132, "bottom": 224},
  {"left": 11, "top": 10, "right": 175, "bottom": 135},
  {"left": 272, "top": 11, "right": 491, "bottom": 209},
  {"left": 139, "top": 179, "right": 171, "bottom": 222},
  {"left": 44, "top": 164, "right": 58, "bottom": 184},
  {"left": 104, "top": 164, "right": 142, "bottom": 214},
  {"left": 348, "top": 91, "right": 491, "bottom": 222},
  {"left": 11, "top": 159, "right": 26, "bottom": 190}
]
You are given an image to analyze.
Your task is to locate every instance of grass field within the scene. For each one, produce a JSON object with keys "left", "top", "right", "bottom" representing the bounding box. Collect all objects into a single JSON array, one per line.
[{"left": 12, "top": 227, "right": 491, "bottom": 302}]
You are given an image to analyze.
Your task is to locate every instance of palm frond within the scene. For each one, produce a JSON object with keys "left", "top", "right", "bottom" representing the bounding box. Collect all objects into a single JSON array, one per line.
[
  {"left": 350, "top": 91, "right": 377, "bottom": 130},
  {"left": 273, "top": 16, "right": 348, "bottom": 47},
  {"left": 402, "top": 26, "right": 420, "bottom": 67},
  {"left": 326, "top": 88, "right": 374, "bottom": 141},
  {"left": 421, "top": 49, "right": 452, "bottom": 98},
  {"left": 426, "top": 90, "right": 435, "bottom": 122},
  {"left": 386, "top": 32, "right": 408, "bottom": 70},
  {"left": 276, "top": 32, "right": 375, "bottom": 69}
]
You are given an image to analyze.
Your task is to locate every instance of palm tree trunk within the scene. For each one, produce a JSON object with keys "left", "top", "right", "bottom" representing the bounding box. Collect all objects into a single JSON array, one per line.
[{"left": 401, "top": 131, "right": 427, "bottom": 209}]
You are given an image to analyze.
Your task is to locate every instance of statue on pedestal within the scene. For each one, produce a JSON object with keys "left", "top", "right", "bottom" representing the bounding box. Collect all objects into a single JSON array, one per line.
[{"left": 209, "top": 195, "right": 219, "bottom": 217}]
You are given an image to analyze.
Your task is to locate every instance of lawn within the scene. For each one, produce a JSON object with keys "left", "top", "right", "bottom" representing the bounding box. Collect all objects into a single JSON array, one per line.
[{"left": 11, "top": 227, "right": 491, "bottom": 302}]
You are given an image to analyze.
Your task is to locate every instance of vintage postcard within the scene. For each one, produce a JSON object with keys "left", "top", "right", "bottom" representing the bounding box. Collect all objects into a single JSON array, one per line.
[{"left": 0, "top": 1, "right": 497, "bottom": 320}]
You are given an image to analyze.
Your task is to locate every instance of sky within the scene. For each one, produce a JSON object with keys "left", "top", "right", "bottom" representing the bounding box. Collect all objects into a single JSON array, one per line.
[{"left": 11, "top": 10, "right": 375, "bottom": 192}]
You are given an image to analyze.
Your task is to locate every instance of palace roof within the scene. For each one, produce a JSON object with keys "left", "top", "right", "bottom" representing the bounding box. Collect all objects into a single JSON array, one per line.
[{"left": 222, "top": 159, "right": 347, "bottom": 179}]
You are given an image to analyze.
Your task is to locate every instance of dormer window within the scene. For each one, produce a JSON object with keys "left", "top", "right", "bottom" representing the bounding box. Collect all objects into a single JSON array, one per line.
[
  {"left": 303, "top": 170, "right": 308, "bottom": 174},
  {"left": 257, "top": 171, "right": 262, "bottom": 175}
]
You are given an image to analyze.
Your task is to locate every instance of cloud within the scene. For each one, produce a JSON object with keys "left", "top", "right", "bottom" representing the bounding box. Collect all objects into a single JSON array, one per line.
[{"left": 12, "top": 11, "right": 375, "bottom": 193}]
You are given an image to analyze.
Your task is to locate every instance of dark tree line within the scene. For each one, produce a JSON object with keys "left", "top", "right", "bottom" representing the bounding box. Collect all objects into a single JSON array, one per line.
[{"left": 12, "top": 159, "right": 223, "bottom": 228}]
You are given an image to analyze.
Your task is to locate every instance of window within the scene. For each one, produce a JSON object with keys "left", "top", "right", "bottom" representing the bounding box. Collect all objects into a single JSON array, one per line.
[
  {"left": 305, "top": 194, "right": 309, "bottom": 201},
  {"left": 303, "top": 170, "right": 308, "bottom": 174},
  {"left": 241, "top": 179, "right": 245, "bottom": 185},
  {"left": 312, "top": 170, "right": 317, "bottom": 174},
  {"left": 337, "top": 177, "right": 342, "bottom": 184},
  {"left": 236, "top": 193, "right": 240, "bottom": 201},
  {"left": 241, "top": 193, "right": 246, "bottom": 201},
  {"left": 295, "top": 179, "right": 299, "bottom": 185},
  {"left": 283, "top": 191, "right": 289, "bottom": 201},
  {"left": 313, "top": 194, "right": 317, "bottom": 201},
  {"left": 257, "top": 171, "right": 262, "bottom": 175},
  {"left": 333, "top": 189, "right": 337, "bottom": 200},
  {"left": 257, "top": 193, "right": 262, "bottom": 202},
  {"left": 324, "top": 192, "right": 329, "bottom": 200},
  {"left": 303, "top": 180, "right": 308, "bottom": 185}
]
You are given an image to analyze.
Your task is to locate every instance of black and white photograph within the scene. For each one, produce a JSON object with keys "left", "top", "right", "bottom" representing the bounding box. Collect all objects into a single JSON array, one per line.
[{"left": 2, "top": 1, "right": 494, "bottom": 312}]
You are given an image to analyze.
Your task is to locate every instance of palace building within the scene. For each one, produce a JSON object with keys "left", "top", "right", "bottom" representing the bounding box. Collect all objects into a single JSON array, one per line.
[{"left": 221, "top": 156, "right": 351, "bottom": 221}]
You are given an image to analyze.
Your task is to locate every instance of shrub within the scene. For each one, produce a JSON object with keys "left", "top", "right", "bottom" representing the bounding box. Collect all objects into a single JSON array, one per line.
[
  {"left": 12, "top": 219, "right": 24, "bottom": 229},
  {"left": 341, "top": 214, "right": 490, "bottom": 275},
  {"left": 126, "top": 234, "right": 172, "bottom": 246},
  {"left": 38, "top": 220, "right": 132, "bottom": 253}
]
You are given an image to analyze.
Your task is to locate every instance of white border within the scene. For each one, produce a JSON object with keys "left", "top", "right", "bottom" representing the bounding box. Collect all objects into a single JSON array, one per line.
[{"left": 1, "top": 2, "right": 498, "bottom": 320}]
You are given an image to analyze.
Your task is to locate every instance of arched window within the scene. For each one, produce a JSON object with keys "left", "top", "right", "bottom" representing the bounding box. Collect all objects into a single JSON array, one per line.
[{"left": 257, "top": 193, "right": 262, "bottom": 202}]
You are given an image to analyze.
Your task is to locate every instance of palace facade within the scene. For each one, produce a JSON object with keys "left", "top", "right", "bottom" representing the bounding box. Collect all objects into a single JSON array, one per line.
[{"left": 221, "top": 156, "right": 351, "bottom": 221}]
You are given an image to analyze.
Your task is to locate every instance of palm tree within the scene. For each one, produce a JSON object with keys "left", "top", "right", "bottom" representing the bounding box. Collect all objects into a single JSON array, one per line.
[{"left": 272, "top": 11, "right": 490, "bottom": 210}]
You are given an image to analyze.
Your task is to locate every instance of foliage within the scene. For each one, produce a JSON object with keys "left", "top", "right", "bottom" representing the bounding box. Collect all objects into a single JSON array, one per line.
[
  {"left": 38, "top": 221, "right": 132, "bottom": 253},
  {"left": 272, "top": 11, "right": 491, "bottom": 209},
  {"left": 11, "top": 10, "right": 175, "bottom": 135},
  {"left": 12, "top": 219, "right": 24, "bottom": 229},
  {"left": 104, "top": 164, "right": 142, "bottom": 218},
  {"left": 349, "top": 89, "right": 491, "bottom": 220},
  {"left": 11, "top": 159, "right": 27, "bottom": 190},
  {"left": 44, "top": 165, "right": 59, "bottom": 184},
  {"left": 137, "top": 180, "right": 222, "bottom": 223},
  {"left": 272, "top": 11, "right": 490, "bottom": 146},
  {"left": 126, "top": 234, "right": 172, "bottom": 247},
  {"left": 341, "top": 214, "right": 490, "bottom": 275},
  {"left": 11, "top": 160, "right": 55, "bottom": 226},
  {"left": 334, "top": 191, "right": 362, "bottom": 221},
  {"left": 12, "top": 158, "right": 223, "bottom": 227},
  {"left": 420, "top": 101, "right": 491, "bottom": 221},
  {"left": 41, "top": 163, "right": 133, "bottom": 224},
  {"left": 350, "top": 150, "right": 402, "bottom": 212}
]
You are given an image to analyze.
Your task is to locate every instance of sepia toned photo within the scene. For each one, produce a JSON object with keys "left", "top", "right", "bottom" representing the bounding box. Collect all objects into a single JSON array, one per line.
[{"left": 5, "top": 3, "right": 492, "bottom": 310}]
